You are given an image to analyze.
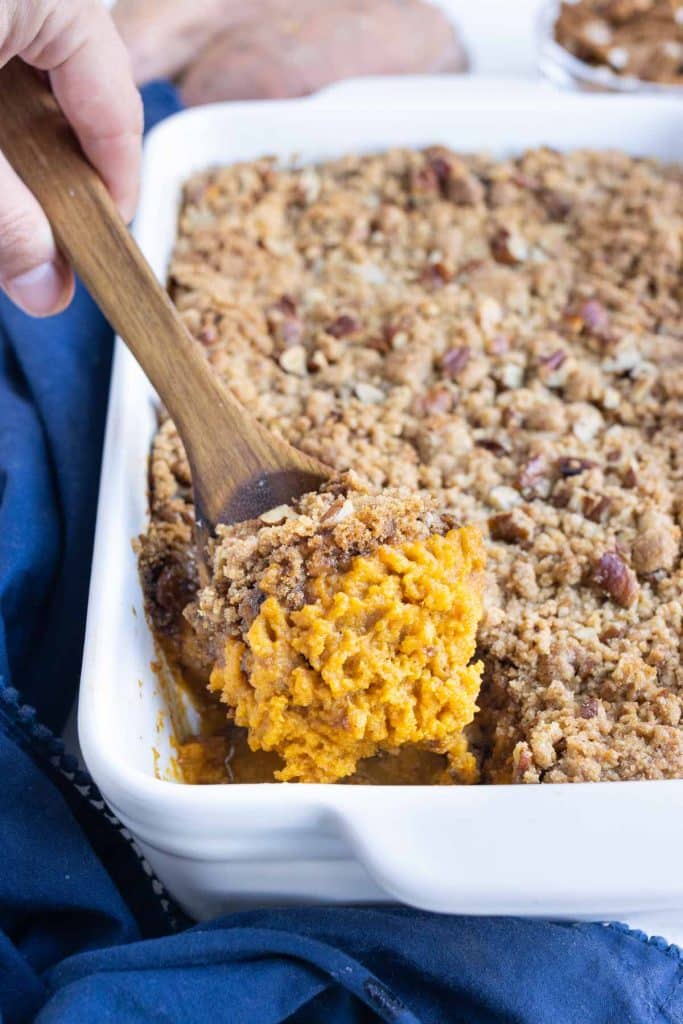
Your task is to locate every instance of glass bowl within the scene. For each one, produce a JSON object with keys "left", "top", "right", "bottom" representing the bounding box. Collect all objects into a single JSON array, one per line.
[{"left": 537, "top": 0, "right": 683, "bottom": 96}]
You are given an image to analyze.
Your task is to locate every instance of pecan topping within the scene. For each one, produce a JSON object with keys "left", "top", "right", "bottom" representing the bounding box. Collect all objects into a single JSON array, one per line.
[
  {"left": 476, "top": 438, "right": 509, "bottom": 456},
  {"left": 490, "top": 228, "right": 527, "bottom": 265},
  {"left": 580, "top": 698, "right": 600, "bottom": 720},
  {"left": 269, "top": 294, "right": 303, "bottom": 348},
  {"left": 420, "top": 261, "right": 452, "bottom": 289},
  {"left": 441, "top": 346, "right": 470, "bottom": 377},
  {"left": 447, "top": 170, "right": 485, "bottom": 206},
  {"left": 274, "top": 293, "right": 297, "bottom": 316},
  {"left": 540, "top": 349, "right": 567, "bottom": 371},
  {"left": 488, "top": 509, "right": 534, "bottom": 543},
  {"left": 583, "top": 495, "right": 612, "bottom": 523},
  {"left": 327, "top": 314, "right": 361, "bottom": 338},
  {"left": 557, "top": 456, "right": 596, "bottom": 477},
  {"left": 594, "top": 552, "right": 638, "bottom": 608},
  {"left": 518, "top": 454, "right": 547, "bottom": 497},
  {"left": 428, "top": 154, "right": 452, "bottom": 189},
  {"left": 539, "top": 189, "right": 573, "bottom": 222}
]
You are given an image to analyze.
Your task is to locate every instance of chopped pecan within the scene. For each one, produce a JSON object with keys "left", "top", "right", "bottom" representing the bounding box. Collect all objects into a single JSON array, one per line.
[
  {"left": 601, "top": 623, "right": 626, "bottom": 641},
  {"left": 327, "top": 314, "right": 361, "bottom": 338},
  {"left": 441, "top": 346, "right": 470, "bottom": 377},
  {"left": 420, "top": 261, "right": 452, "bottom": 289},
  {"left": 490, "top": 228, "right": 527, "bottom": 265},
  {"left": 557, "top": 456, "right": 597, "bottom": 477},
  {"left": 583, "top": 495, "right": 612, "bottom": 523},
  {"left": 411, "top": 164, "right": 439, "bottom": 194},
  {"left": 539, "top": 188, "right": 573, "bottom": 222},
  {"left": 321, "top": 497, "right": 354, "bottom": 525},
  {"left": 488, "top": 509, "right": 534, "bottom": 543},
  {"left": 551, "top": 485, "right": 571, "bottom": 509},
  {"left": 518, "top": 454, "right": 547, "bottom": 497},
  {"left": 447, "top": 170, "right": 485, "bottom": 206},
  {"left": 623, "top": 463, "right": 638, "bottom": 488},
  {"left": 476, "top": 438, "right": 509, "bottom": 456},
  {"left": 268, "top": 294, "right": 303, "bottom": 348},
  {"left": 594, "top": 552, "right": 638, "bottom": 608},
  {"left": 259, "top": 504, "right": 294, "bottom": 524},
  {"left": 427, "top": 153, "right": 452, "bottom": 189},
  {"left": 274, "top": 293, "right": 297, "bottom": 317},
  {"left": 579, "top": 698, "right": 600, "bottom": 720},
  {"left": 539, "top": 349, "right": 567, "bottom": 372}
]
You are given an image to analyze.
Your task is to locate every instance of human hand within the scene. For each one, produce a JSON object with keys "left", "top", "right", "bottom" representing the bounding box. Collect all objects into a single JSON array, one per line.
[{"left": 0, "top": 0, "right": 142, "bottom": 316}]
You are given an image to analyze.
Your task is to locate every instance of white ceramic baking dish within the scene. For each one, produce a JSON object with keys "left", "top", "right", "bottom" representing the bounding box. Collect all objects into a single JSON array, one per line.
[{"left": 79, "top": 77, "right": 683, "bottom": 925}]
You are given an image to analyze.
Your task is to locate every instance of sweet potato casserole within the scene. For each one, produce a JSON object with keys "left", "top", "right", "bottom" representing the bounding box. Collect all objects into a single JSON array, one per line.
[{"left": 137, "top": 144, "right": 683, "bottom": 785}]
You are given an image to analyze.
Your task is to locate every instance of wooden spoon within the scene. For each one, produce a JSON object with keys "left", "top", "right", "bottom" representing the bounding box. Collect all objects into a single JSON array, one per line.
[{"left": 0, "top": 59, "right": 329, "bottom": 550}]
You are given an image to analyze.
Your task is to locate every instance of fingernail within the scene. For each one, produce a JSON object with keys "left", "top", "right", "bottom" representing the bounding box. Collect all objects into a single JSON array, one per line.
[{"left": 4, "top": 260, "right": 70, "bottom": 317}]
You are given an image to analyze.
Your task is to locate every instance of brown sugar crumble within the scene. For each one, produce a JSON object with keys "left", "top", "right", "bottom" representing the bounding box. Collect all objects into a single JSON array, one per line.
[
  {"left": 555, "top": 0, "right": 683, "bottom": 86},
  {"left": 137, "top": 144, "right": 683, "bottom": 785}
]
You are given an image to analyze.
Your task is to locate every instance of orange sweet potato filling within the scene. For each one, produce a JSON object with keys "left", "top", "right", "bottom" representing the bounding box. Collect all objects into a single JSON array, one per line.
[{"left": 209, "top": 526, "right": 485, "bottom": 783}]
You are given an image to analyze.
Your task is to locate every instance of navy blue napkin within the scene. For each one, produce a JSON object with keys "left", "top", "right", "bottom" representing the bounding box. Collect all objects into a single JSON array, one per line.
[{"left": 1, "top": 80, "right": 682, "bottom": 1024}]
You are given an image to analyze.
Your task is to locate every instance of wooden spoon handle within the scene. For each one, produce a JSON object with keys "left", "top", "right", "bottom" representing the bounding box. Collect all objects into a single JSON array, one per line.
[
  {"left": 0, "top": 60, "right": 327, "bottom": 528},
  {"left": 0, "top": 60, "right": 225, "bottom": 434}
]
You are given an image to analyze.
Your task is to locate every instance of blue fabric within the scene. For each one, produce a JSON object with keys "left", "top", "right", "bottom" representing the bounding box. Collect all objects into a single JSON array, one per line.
[{"left": 1, "top": 80, "right": 682, "bottom": 1024}]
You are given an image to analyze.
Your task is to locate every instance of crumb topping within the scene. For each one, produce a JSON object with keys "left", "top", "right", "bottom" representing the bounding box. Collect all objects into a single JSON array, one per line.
[{"left": 138, "top": 144, "right": 683, "bottom": 784}]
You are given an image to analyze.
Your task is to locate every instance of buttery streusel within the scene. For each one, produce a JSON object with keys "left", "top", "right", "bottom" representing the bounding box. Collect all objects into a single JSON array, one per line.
[{"left": 138, "top": 144, "right": 683, "bottom": 784}]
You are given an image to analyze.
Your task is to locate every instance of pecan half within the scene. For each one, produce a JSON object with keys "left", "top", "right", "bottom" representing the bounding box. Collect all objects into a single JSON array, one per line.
[{"left": 594, "top": 552, "right": 638, "bottom": 608}]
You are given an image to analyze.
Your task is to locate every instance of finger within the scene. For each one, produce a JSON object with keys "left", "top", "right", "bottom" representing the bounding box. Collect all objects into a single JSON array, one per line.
[
  {"left": 24, "top": 1, "right": 143, "bottom": 222},
  {"left": 0, "top": 150, "right": 74, "bottom": 316},
  {"left": 113, "top": 0, "right": 250, "bottom": 84}
]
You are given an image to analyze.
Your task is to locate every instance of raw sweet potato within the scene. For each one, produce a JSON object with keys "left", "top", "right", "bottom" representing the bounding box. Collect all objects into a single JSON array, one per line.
[
  {"left": 114, "top": 0, "right": 466, "bottom": 101},
  {"left": 180, "top": 0, "right": 467, "bottom": 104}
]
